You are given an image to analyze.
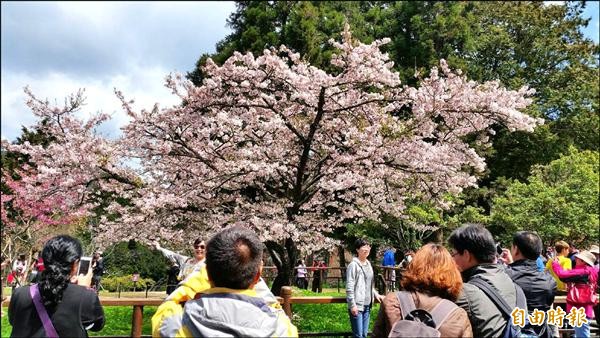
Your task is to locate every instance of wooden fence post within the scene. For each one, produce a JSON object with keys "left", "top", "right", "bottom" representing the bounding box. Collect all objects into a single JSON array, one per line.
[
  {"left": 281, "top": 286, "right": 293, "bottom": 318},
  {"left": 131, "top": 305, "right": 143, "bottom": 337}
]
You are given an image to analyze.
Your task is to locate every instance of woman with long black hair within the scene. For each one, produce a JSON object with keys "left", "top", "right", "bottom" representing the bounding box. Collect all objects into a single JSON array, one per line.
[{"left": 9, "top": 235, "right": 105, "bottom": 337}]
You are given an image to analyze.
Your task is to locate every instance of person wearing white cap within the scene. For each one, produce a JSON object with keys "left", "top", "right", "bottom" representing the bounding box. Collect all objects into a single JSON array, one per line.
[{"left": 552, "top": 250, "right": 599, "bottom": 338}]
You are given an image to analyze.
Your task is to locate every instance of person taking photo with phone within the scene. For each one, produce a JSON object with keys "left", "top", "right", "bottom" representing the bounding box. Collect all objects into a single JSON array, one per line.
[{"left": 8, "top": 235, "right": 105, "bottom": 337}]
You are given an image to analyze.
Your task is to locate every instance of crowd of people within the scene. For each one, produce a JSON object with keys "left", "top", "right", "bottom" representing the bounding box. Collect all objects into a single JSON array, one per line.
[
  {"left": 3, "top": 223, "right": 598, "bottom": 338},
  {"left": 2, "top": 249, "right": 105, "bottom": 294},
  {"left": 341, "top": 224, "right": 599, "bottom": 338},
  {"left": 292, "top": 257, "right": 329, "bottom": 292}
]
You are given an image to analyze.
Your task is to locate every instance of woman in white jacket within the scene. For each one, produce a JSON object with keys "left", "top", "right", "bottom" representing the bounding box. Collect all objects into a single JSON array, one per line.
[{"left": 346, "top": 238, "right": 383, "bottom": 338}]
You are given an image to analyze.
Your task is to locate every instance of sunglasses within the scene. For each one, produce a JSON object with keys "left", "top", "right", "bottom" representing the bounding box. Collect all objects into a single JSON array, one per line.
[{"left": 194, "top": 244, "right": 206, "bottom": 249}]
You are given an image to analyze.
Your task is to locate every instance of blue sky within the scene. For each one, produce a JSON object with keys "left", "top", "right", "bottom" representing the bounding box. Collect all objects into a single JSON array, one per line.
[
  {"left": 1, "top": 1, "right": 599, "bottom": 142},
  {"left": 581, "top": 1, "right": 600, "bottom": 42}
]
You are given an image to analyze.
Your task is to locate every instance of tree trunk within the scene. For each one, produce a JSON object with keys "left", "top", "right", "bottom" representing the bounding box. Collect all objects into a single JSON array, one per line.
[
  {"left": 338, "top": 245, "right": 347, "bottom": 282},
  {"left": 265, "top": 238, "right": 297, "bottom": 296}
]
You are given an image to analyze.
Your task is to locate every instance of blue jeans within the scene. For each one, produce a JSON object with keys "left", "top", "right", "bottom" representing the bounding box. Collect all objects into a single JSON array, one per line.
[
  {"left": 349, "top": 304, "right": 371, "bottom": 338},
  {"left": 573, "top": 320, "right": 590, "bottom": 338}
]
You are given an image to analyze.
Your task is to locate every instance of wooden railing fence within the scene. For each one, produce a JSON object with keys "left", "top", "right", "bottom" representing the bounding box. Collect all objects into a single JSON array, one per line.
[{"left": 0, "top": 289, "right": 580, "bottom": 338}]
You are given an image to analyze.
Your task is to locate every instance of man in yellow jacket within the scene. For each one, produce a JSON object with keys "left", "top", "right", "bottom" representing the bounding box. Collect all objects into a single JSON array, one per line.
[{"left": 152, "top": 226, "right": 298, "bottom": 337}]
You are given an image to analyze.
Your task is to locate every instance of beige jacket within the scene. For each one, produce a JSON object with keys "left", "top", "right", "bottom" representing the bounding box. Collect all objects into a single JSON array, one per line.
[{"left": 372, "top": 290, "right": 473, "bottom": 338}]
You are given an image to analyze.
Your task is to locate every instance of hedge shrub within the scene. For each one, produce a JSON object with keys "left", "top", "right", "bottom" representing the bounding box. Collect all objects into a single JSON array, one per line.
[{"left": 101, "top": 274, "right": 155, "bottom": 292}]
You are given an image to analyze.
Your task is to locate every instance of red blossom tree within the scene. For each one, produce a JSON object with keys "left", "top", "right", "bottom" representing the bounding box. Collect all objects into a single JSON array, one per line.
[{"left": 0, "top": 167, "right": 87, "bottom": 269}]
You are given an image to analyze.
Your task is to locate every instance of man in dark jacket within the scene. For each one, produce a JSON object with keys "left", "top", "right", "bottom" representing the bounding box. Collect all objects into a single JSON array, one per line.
[
  {"left": 449, "top": 223, "right": 525, "bottom": 338},
  {"left": 166, "top": 259, "right": 180, "bottom": 295},
  {"left": 501, "top": 231, "right": 557, "bottom": 337},
  {"left": 92, "top": 251, "right": 105, "bottom": 293}
]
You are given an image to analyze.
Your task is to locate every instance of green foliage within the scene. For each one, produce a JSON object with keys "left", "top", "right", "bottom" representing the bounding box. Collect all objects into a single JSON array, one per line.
[
  {"left": 347, "top": 202, "right": 443, "bottom": 253},
  {"left": 101, "top": 275, "right": 155, "bottom": 292},
  {"left": 470, "top": 0, "right": 600, "bottom": 181},
  {"left": 1, "top": 122, "right": 57, "bottom": 178},
  {"left": 103, "top": 241, "right": 169, "bottom": 281},
  {"left": 446, "top": 205, "right": 490, "bottom": 229},
  {"left": 188, "top": 1, "right": 388, "bottom": 83},
  {"left": 490, "top": 148, "right": 599, "bottom": 247},
  {"left": 383, "top": 1, "right": 478, "bottom": 85}
]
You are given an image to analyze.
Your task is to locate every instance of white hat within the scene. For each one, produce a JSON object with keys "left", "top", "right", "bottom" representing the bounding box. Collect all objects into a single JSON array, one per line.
[
  {"left": 588, "top": 245, "right": 599, "bottom": 255},
  {"left": 574, "top": 250, "right": 596, "bottom": 267}
]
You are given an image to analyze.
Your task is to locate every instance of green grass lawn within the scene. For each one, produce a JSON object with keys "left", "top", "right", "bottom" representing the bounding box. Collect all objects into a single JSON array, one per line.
[
  {"left": 1, "top": 287, "right": 380, "bottom": 336},
  {"left": 290, "top": 288, "right": 380, "bottom": 333},
  {"left": 293, "top": 303, "right": 380, "bottom": 333},
  {"left": 1, "top": 306, "right": 157, "bottom": 337}
]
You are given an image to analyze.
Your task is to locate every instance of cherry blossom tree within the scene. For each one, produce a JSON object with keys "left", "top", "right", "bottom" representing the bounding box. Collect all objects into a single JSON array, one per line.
[
  {"left": 112, "top": 25, "right": 541, "bottom": 293},
  {"left": 7, "top": 25, "right": 542, "bottom": 294},
  {"left": 0, "top": 166, "right": 87, "bottom": 272},
  {"left": 1, "top": 88, "right": 138, "bottom": 260}
]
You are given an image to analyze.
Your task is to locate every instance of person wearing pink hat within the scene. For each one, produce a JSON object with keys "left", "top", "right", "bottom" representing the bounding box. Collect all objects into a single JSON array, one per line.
[{"left": 552, "top": 250, "right": 599, "bottom": 338}]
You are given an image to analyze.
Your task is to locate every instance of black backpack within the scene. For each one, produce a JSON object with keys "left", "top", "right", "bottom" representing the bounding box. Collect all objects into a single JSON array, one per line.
[
  {"left": 388, "top": 291, "right": 459, "bottom": 338},
  {"left": 468, "top": 277, "right": 538, "bottom": 338}
]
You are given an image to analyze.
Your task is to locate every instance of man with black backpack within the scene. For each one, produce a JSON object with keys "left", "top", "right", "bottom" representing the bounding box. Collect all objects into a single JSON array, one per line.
[
  {"left": 448, "top": 223, "right": 532, "bottom": 338},
  {"left": 500, "top": 231, "right": 557, "bottom": 338}
]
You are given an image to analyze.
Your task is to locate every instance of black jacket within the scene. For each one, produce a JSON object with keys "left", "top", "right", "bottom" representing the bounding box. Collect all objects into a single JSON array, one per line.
[
  {"left": 504, "top": 259, "right": 557, "bottom": 312},
  {"left": 9, "top": 283, "right": 105, "bottom": 337},
  {"left": 93, "top": 259, "right": 104, "bottom": 277}
]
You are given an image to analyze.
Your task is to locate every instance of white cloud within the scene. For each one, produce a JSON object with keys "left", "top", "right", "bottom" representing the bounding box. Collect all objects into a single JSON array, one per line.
[
  {"left": 1, "top": 1, "right": 235, "bottom": 142},
  {"left": 1, "top": 67, "right": 182, "bottom": 141},
  {"left": 54, "top": 2, "right": 118, "bottom": 26}
]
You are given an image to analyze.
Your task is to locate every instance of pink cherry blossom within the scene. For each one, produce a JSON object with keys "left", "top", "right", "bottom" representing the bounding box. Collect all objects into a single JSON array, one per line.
[{"left": 5, "top": 25, "right": 542, "bottom": 289}]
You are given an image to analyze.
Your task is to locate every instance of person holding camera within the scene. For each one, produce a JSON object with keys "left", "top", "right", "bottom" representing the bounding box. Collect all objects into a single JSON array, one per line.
[
  {"left": 8, "top": 235, "right": 105, "bottom": 337},
  {"left": 551, "top": 250, "right": 598, "bottom": 338},
  {"left": 500, "top": 231, "right": 557, "bottom": 338}
]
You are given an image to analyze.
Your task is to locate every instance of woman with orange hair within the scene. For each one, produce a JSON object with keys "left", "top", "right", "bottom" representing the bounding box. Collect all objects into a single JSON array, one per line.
[{"left": 372, "top": 243, "right": 472, "bottom": 337}]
